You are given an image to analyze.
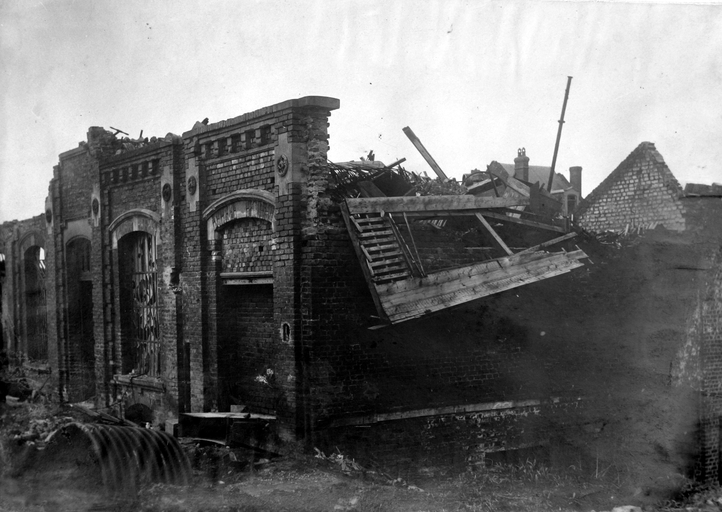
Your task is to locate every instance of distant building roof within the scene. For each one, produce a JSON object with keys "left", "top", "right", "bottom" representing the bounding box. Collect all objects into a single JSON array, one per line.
[
  {"left": 684, "top": 183, "right": 722, "bottom": 197},
  {"left": 575, "top": 141, "right": 683, "bottom": 219},
  {"left": 497, "top": 163, "right": 572, "bottom": 193}
]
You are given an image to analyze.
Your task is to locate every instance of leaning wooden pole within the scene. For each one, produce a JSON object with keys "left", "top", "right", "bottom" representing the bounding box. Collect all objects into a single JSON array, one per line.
[
  {"left": 547, "top": 76, "right": 573, "bottom": 192},
  {"left": 402, "top": 126, "right": 448, "bottom": 180}
]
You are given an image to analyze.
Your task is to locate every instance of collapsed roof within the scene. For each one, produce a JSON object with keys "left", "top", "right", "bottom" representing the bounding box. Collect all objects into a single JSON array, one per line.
[{"left": 328, "top": 155, "right": 588, "bottom": 325}]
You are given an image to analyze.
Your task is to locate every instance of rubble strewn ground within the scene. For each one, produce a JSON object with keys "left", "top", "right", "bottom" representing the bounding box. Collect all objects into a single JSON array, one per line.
[{"left": 0, "top": 394, "right": 719, "bottom": 512}]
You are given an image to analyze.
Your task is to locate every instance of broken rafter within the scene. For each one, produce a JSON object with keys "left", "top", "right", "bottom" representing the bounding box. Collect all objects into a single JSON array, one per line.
[
  {"left": 474, "top": 213, "right": 513, "bottom": 256},
  {"left": 511, "top": 231, "right": 579, "bottom": 258},
  {"left": 346, "top": 195, "right": 529, "bottom": 215},
  {"left": 478, "top": 209, "right": 567, "bottom": 233},
  {"left": 402, "top": 126, "right": 448, "bottom": 180}
]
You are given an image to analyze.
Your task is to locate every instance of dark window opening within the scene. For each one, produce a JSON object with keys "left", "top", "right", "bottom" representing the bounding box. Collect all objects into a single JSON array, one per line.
[
  {"left": 119, "top": 232, "right": 160, "bottom": 377},
  {"left": 66, "top": 238, "right": 95, "bottom": 400},
  {"left": 259, "top": 125, "right": 272, "bottom": 146},
  {"left": 567, "top": 195, "right": 577, "bottom": 214},
  {"left": 231, "top": 134, "right": 241, "bottom": 153},
  {"left": 23, "top": 246, "right": 47, "bottom": 360},
  {"left": 282, "top": 322, "right": 291, "bottom": 343},
  {"left": 244, "top": 129, "right": 255, "bottom": 150}
]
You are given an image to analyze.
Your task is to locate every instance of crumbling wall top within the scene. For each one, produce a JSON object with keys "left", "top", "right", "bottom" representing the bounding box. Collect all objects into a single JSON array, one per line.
[{"left": 182, "top": 96, "right": 340, "bottom": 138}]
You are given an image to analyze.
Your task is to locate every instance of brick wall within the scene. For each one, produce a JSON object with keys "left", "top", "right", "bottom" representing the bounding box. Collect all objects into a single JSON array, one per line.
[
  {"left": 217, "top": 284, "right": 276, "bottom": 413},
  {"left": 178, "top": 97, "right": 341, "bottom": 440},
  {"left": 696, "top": 246, "right": 722, "bottom": 483},
  {"left": 0, "top": 216, "right": 48, "bottom": 363},
  {"left": 576, "top": 142, "right": 686, "bottom": 233},
  {"left": 221, "top": 219, "right": 274, "bottom": 273},
  {"left": 95, "top": 139, "right": 182, "bottom": 424},
  {"left": 320, "top": 399, "right": 584, "bottom": 475}
]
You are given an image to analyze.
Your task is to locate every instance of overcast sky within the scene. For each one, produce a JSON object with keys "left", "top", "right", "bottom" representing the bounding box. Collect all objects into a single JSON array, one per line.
[{"left": 1, "top": 0, "right": 720, "bottom": 223}]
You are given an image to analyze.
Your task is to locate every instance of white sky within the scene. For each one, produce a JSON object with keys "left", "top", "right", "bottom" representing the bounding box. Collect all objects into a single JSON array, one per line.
[{"left": 1, "top": 0, "right": 720, "bottom": 223}]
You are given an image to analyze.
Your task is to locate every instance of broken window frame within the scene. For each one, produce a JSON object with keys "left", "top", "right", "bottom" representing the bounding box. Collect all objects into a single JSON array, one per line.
[{"left": 119, "top": 231, "right": 161, "bottom": 377}]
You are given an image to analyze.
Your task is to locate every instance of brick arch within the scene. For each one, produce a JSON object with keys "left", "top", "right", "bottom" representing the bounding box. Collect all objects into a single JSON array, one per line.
[
  {"left": 18, "top": 230, "right": 45, "bottom": 256},
  {"left": 202, "top": 189, "right": 275, "bottom": 241},
  {"left": 108, "top": 209, "right": 161, "bottom": 248}
]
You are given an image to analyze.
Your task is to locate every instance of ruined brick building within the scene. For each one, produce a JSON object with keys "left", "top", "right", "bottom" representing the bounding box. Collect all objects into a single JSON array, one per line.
[{"left": 1, "top": 97, "right": 721, "bottom": 486}]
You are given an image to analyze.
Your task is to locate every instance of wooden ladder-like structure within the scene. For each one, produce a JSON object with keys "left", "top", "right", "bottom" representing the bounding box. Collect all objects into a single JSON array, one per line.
[{"left": 348, "top": 213, "right": 413, "bottom": 284}]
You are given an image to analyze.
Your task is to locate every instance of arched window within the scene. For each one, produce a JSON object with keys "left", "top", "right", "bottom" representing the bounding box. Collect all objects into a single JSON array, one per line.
[
  {"left": 118, "top": 231, "right": 160, "bottom": 376},
  {"left": 23, "top": 245, "right": 47, "bottom": 360}
]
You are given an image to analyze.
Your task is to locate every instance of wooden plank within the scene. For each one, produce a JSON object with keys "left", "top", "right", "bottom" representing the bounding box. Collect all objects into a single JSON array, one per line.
[
  {"left": 478, "top": 209, "right": 568, "bottom": 233},
  {"left": 365, "top": 245, "right": 402, "bottom": 254},
  {"left": 402, "top": 126, "right": 448, "bottom": 180},
  {"left": 358, "top": 229, "right": 395, "bottom": 238},
  {"left": 373, "top": 271, "right": 411, "bottom": 282},
  {"left": 488, "top": 169, "right": 531, "bottom": 198},
  {"left": 487, "top": 170, "right": 500, "bottom": 197},
  {"left": 379, "top": 250, "right": 585, "bottom": 308},
  {"left": 373, "top": 263, "right": 410, "bottom": 274},
  {"left": 357, "top": 180, "right": 387, "bottom": 198},
  {"left": 369, "top": 257, "right": 406, "bottom": 268},
  {"left": 512, "top": 232, "right": 578, "bottom": 257},
  {"left": 361, "top": 246, "right": 401, "bottom": 262},
  {"left": 379, "top": 251, "right": 586, "bottom": 323},
  {"left": 351, "top": 216, "right": 385, "bottom": 233},
  {"left": 375, "top": 258, "right": 504, "bottom": 296},
  {"left": 355, "top": 216, "right": 387, "bottom": 225},
  {"left": 346, "top": 195, "right": 530, "bottom": 215},
  {"left": 475, "top": 213, "right": 513, "bottom": 256}
]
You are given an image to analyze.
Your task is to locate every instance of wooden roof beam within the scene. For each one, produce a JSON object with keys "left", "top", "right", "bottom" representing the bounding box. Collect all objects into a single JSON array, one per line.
[{"left": 346, "top": 195, "right": 529, "bottom": 215}]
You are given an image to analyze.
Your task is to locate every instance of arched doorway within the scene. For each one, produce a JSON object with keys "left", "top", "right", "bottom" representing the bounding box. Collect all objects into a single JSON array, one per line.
[
  {"left": 202, "top": 190, "right": 276, "bottom": 413},
  {"left": 65, "top": 237, "right": 95, "bottom": 400}
]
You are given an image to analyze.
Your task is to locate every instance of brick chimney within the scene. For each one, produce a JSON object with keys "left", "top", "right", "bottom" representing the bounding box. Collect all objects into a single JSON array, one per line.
[
  {"left": 514, "top": 148, "right": 529, "bottom": 182},
  {"left": 569, "top": 166, "right": 582, "bottom": 195}
]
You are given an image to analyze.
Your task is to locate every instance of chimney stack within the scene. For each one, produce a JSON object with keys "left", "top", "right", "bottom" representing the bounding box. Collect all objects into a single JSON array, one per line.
[
  {"left": 514, "top": 148, "right": 529, "bottom": 182},
  {"left": 569, "top": 166, "right": 582, "bottom": 196}
]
